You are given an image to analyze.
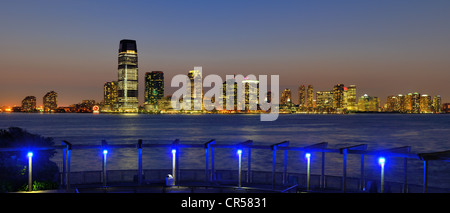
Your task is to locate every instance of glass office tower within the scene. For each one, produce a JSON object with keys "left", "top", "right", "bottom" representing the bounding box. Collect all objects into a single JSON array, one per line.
[{"left": 117, "top": 39, "right": 139, "bottom": 112}]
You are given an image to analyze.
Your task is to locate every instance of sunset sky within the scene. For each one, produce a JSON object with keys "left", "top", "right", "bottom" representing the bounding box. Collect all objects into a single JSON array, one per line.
[{"left": 1, "top": 0, "right": 450, "bottom": 106}]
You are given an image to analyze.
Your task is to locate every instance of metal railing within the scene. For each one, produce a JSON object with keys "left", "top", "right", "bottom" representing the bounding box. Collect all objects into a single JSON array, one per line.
[{"left": 2, "top": 138, "right": 450, "bottom": 193}]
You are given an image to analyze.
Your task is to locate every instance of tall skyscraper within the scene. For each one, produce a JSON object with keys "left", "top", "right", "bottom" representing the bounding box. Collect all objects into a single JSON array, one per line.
[
  {"left": 432, "top": 95, "right": 442, "bottom": 113},
  {"left": 144, "top": 71, "right": 164, "bottom": 109},
  {"left": 117, "top": 39, "right": 139, "bottom": 112},
  {"left": 306, "top": 85, "right": 314, "bottom": 107},
  {"left": 420, "top": 94, "right": 431, "bottom": 113},
  {"left": 103, "top": 81, "right": 118, "bottom": 112},
  {"left": 346, "top": 85, "right": 357, "bottom": 111},
  {"left": 316, "top": 91, "right": 333, "bottom": 110},
  {"left": 43, "top": 91, "right": 57, "bottom": 112},
  {"left": 404, "top": 93, "right": 413, "bottom": 113},
  {"left": 187, "top": 66, "right": 203, "bottom": 110},
  {"left": 358, "top": 94, "right": 380, "bottom": 112},
  {"left": 242, "top": 78, "right": 259, "bottom": 111},
  {"left": 411, "top": 92, "right": 421, "bottom": 113},
  {"left": 298, "top": 85, "right": 306, "bottom": 107},
  {"left": 280, "top": 88, "right": 292, "bottom": 105},
  {"left": 332, "top": 84, "right": 345, "bottom": 109},
  {"left": 22, "top": 96, "right": 36, "bottom": 112}
]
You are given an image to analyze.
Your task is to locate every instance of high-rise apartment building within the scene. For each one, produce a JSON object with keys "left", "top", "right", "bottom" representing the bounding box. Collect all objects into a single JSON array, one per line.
[
  {"left": 316, "top": 91, "right": 333, "bottom": 110},
  {"left": 298, "top": 85, "right": 306, "bottom": 107},
  {"left": 103, "top": 81, "right": 118, "bottom": 112},
  {"left": 358, "top": 94, "right": 379, "bottom": 112},
  {"left": 242, "top": 78, "right": 259, "bottom": 111},
  {"left": 22, "top": 96, "right": 36, "bottom": 112},
  {"left": 432, "top": 95, "right": 442, "bottom": 113},
  {"left": 346, "top": 85, "right": 357, "bottom": 111},
  {"left": 306, "top": 85, "right": 314, "bottom": 107},
  {"left": 117, "top": 39, "right": 139, "bottom": 112},
  {"left": 145, "top": 71, "right": 164, "bottom": 109},
  {"left": 420, "top": 94, "right": 432, "bottom": 113},
  {"left": 280, "top": 88, "right": 292, "bottom": 105},
  {"left": 332, "top": 84, "right": 345, "bottom": 109},
  {"left": 43, "top": 91, "right": 57, "bottom": 112},
  {"left": 411, "top": 92, "right": 421, "bottom": 113},
  {"left": 187, "top": 66, "right": 203, "bottom": 110}
]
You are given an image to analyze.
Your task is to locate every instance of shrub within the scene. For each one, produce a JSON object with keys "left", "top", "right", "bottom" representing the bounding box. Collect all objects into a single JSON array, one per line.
[{"left": 0, "top": 127, "right": 59, "bottom": 192}]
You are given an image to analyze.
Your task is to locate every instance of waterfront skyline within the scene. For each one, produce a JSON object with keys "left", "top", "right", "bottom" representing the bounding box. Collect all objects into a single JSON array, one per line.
[{"left": 1, "top": 1, "right": 450, "bottom": 106}]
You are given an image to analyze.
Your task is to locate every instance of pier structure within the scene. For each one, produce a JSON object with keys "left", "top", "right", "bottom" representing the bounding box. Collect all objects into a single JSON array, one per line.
[{"left": 2, "top": 139, "right": 450, "bottom": 193}]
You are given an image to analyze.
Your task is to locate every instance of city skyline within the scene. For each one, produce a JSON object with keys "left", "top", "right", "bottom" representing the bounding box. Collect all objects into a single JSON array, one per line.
[{"left": 1, "top": 1, "right": 450, "bottom": 106}]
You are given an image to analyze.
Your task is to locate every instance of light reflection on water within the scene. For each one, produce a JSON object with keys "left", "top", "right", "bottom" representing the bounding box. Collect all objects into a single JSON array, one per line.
[{"left": 1, "top": 113, "right": 450, "bottom": 188}]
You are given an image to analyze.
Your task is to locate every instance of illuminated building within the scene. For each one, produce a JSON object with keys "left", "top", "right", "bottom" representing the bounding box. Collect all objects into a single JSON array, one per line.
[
  {"left": 280, "top": 88, "right": 292, "bottom": 105},
  {"left": 222, "top": 78, "right": 237, "bottom": 110},
  {"left": 103, "top": 81, "right": 118, "bottom": 112},
  {"left": 316, "top": 91, "right": 333, "bottom": 111},
  {"left": 187, "top": 67, "right": 203, "bottom": 110},
  {"left": 443, "top": 103, "right": 450, "bottom": 113},
  {"left": 432, "top": 95, "right": 442, "bottom": 113},
  {"left": 420, "top": 94, "right": 431, "bottom": 113},
  {"left": 386, "top": 95, "right": 395, "bottom": 112},
  {"left": 358, "top": 94, "right": 380, "bottom": 112},
  {"left": 411, "top": 92, "right": 420, "bottom": 113},
  {"left": 22, "top": 96, "right": 36, "bottom": 112},
  {"left": 306, "top": 85, "right": 314, "bottom": 107},
  {"left": 332, "top": 84, "right": 345, "bottom": 109},
  {"left": 404, "top": 93, "right": 412, "bottom": 113},
  {"left": 298, "top": 85, "right": 306, "bottom": 107},
  {"left": 387, "top": 94, "right": 405, "bottom": 112},
  {"left": 346, "top": 85, "right": 357, "bottom": 111},
  {"left": 43, "top": 91, "right": 57, "bottom": 112},
  {"left": 395, "top": 94, "right": 405, "bottom": 112},
  {"left": 117, "top": 39, "right": 139, "bottom": 112},
  {"left": 144, "top": 71, "right": 164, "bottom": 111},
  {"left": 242, "top": 78, "right": 259, "bottom": 111}
]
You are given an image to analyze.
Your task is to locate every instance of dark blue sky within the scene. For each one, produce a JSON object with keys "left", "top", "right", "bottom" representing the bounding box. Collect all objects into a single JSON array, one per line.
[{"left": 1, "top": 0, "right": 450, "bottom": 106}]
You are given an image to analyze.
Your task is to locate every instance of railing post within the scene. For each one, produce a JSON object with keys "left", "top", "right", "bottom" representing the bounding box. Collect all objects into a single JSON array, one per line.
[
  {"left": 138, "top": 139, "right": 143, "bottom": 185},
  {"left": 247, "top": 147, "right": 251, "bottom": 183},
  {"left": 283, "top": 149, "right": 287, "bottom": 185},
  {"left": 204, "top": 139, "right": 215, "bottom": 183},
  {"left": 211, "top": 145, "right": 215, "bottom": 181},
  {"left": 62, "top": 140, "right": 72, "bottom": 191},
  {"left": 360, "top": 154, "right": 365, "bottom": 191},
  {"left": 270, "top": 141, "right": 289, "bottom": 189},
  {"left": 404, "top": 157, "right": 408, "bottom": 193},
  {"left": 423, "top": 160, "right": 428, "bottom": 193},
  {"left": 321, "top": 151, "right": 325, "bottom": 189},
  {"left": 62, "top": 143, "right": 66, "bottom": 188},
  {"left": 342, "top": 148, "right": 347, "bottom": 193},
  {"left": 272, "top": 146, "right": 277, "bottom": 190}
]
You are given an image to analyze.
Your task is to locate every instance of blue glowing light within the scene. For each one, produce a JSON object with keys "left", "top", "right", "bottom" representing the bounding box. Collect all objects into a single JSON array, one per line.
[
  {"left": 237, "top": 149, "right": 242, "bottom": 155},
  {"left": 27, "top": 152, "right": 33, "bottom": 158},
  {"left": 305, "top": 153, "right": 311, "bottom": 159},
  {"left": 172, "top": 149, "right": 176, "bottom": 154},
  {"left": 378, "top": 157, "right": 386, "bottom": 166},
  {"left": 103, "top": 149, "right": 108, "bottom": 155}
]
